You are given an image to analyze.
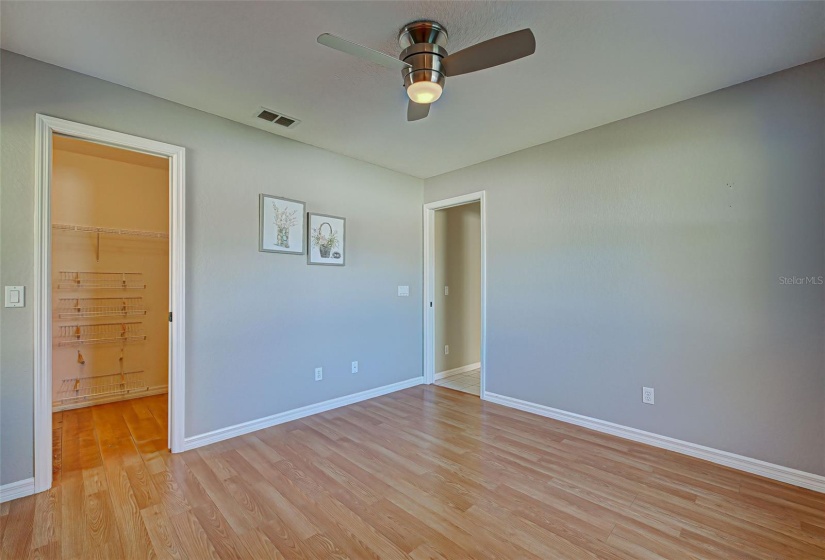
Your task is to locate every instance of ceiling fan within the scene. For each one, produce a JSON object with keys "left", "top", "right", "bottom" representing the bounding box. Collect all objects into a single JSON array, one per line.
[{"left": 317, "top": 21, "right": 536, "bottom": 122}]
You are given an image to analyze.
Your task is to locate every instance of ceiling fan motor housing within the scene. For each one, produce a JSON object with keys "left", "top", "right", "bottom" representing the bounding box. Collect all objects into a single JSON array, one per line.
[{"left": 399, "top": 21, "right": 448, "bottom": 93}]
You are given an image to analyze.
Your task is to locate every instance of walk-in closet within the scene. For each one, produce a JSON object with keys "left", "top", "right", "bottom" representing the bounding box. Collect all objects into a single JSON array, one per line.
[{"left": 50, "top": 135, "right": 170, "bottom": 483}]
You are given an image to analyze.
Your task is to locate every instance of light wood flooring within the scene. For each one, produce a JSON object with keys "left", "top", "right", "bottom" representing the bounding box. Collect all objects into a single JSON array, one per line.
[{"left": 1, "top": 386, "right": 823, "bottom": 559}]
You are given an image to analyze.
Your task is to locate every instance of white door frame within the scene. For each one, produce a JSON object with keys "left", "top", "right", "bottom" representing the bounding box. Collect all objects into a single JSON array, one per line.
[
  {"left": 33, "top": 114, "right": 186, "bottom": 493},
  {"left": 423, "top": 191, "right": 487, "bottom": 397}
]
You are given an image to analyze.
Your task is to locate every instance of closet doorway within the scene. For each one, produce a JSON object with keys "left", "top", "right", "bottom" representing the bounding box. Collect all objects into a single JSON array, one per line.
[
  {"left": 33, "top": 115, "right": 186, "bottom": 494},
  {"left": 423, "top": 192, "right": 487, "bottom": 398}
]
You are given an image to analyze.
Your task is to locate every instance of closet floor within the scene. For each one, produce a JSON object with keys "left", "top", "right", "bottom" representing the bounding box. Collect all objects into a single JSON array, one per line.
[{"left": 51, "top": 394, "right": 168, "bottom": 486}]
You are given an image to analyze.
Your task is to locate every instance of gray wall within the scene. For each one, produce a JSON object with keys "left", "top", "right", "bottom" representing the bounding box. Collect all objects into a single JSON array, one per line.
[
  {"left": 425, "top": 60, "right": 825, "bottom": 475},
  {"left": 0, "top": 51, "right": 423, "bottom": 485},
  {"left": 434, "top": 203, "right": 481, "bottom": 373},
  {"left": 2, "top": 50, "right": 823, "bottom": 485}
]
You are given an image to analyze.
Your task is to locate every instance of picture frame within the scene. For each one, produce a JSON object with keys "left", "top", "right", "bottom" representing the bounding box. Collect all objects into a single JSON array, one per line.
[
  {"left": 307, "top": 213, "right": 346, "bottom": 266},
  {"left": 259, "top": 194, "right": 306, "bottom": 255}
]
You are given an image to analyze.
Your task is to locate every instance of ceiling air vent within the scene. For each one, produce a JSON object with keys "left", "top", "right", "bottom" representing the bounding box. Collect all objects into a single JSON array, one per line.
[
  {"left": 256, "top": 109, "right": 278, "bottom": 122},
  {"left": 255, "top": 107, "right": 300, "bottom": 129}
]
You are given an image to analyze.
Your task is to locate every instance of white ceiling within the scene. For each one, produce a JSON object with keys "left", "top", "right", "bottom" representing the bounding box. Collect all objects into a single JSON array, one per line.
[{"left": 2, "top": 1, "right": 823, "bottom": 179}]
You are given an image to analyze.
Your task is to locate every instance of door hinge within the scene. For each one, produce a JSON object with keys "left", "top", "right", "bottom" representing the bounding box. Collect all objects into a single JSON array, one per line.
[
  {"left": 430, "top": 302, "right": 433, "bottom": 307},
  {"left": 169, "top": 312, "right": 173, "bottom": 322}
]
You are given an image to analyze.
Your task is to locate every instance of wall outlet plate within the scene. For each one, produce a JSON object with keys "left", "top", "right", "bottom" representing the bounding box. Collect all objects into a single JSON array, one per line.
[
  {"left": 397, "top": 286, "right": 409, "bottom": 297},
  {"left": 315, "top": 367, "right": 323, "bottom": 381},
  {"left": 444, "top": 286, "right": 449, "bottom": 296},
  {"left": 351, "top": 361, "right": 358, "bottom": 374},
  {"left": 444, "top": 345, "right": 449, "bottom": 355},
  {"left": 643, "top": 387, "right": 654, "bottom": 405}
]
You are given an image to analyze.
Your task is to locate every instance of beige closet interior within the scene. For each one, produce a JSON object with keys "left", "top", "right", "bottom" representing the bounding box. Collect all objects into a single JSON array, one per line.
[{"left": 51, "top": 135, "right": 169, "bottom": 411}]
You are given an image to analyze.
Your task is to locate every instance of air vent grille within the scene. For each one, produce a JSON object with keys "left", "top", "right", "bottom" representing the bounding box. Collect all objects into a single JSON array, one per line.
[
  {"left": 255, "top": 107, "right": 300, "bottom": 129},
  {"left": 257, "top": 110, "right": 278, "bottom": 122}
]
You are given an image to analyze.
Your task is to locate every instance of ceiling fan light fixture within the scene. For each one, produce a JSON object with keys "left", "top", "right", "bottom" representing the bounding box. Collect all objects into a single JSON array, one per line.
[
  {"left": 403, "top": 63, "right": 446, "bottom": 106},
  {"left": 407, "top": 81, "right": 443, "bottom": 104},
  {"left": 317, "top": 20, "right": 536, "bottom": 122}
]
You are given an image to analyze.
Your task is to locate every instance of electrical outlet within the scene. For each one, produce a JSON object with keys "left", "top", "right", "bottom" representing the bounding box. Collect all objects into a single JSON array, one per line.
[
  {"left": 444, "top": 345, "right": 449, "bottom": 355},
  {"left": 444, "top": 286, "right": 449, "bottom": 296},
  {"left": 351, "top": 361, "right": 358, "bottom": 374},
  {"left": 315, "top": 367, "right": 323, "bottom": 381},
  {"left": 642, "top": 387, "right": 654, "bottom": 405}
]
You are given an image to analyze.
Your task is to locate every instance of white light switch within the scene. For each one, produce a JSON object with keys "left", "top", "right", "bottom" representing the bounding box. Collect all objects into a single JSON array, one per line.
[
  {"left": 397, "top": 286, "right": 409, "bottom": 297},
  {"left": 444, "top": 286, "right": 449, "bottom": 296},
  {"left": 5, "top": 286, "right": 24, "bottom": 308}
]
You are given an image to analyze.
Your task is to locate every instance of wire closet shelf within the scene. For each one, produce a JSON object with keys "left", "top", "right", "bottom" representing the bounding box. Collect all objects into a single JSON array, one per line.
[
  {"left": 52, "top": 223, "right": 168, "bottom": 239},
  {"left": 55, "top": 322, "right": 146, "bottom": 347},
  {"left": 57, "top": 297, "right": 147, "bottom": 319},
  {"left": 58, "top": 271, "right": 146, "bottom": 290},
  {"left": 56, "top": 371, "right": 148, "bottom": 406}
]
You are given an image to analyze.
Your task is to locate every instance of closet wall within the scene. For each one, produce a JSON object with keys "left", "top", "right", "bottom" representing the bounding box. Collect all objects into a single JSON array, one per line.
[{"left": 51, "top": 135, "right": 169, "bottom": 409}]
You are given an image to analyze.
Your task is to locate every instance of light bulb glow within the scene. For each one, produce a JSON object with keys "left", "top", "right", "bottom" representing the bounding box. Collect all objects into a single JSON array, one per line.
[{"left": 407, "top": 81, "right": 443, "bottom": 104}]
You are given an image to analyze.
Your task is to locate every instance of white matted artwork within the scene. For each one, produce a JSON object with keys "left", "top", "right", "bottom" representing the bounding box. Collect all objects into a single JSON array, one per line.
[
  {"left": 308, "top": 213, "right": 346, "bottom": 266},
  {"left": 259, "top": 194, "right": 306, "bottom": 254}
]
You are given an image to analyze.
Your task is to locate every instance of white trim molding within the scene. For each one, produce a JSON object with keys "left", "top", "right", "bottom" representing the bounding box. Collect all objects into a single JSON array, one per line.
[
  {"left": 423, "top": 192, "right": 487, "bottom": 397},
  {"left": 34, "top": 114, "right": 186, "bottom": 495},
  {"left": 484, "top": 392, "right": 825, "bottom": 493},
  {"left": 435, "top": 362, "right": 481, "bottom": 381},
  {"left": 183, "top": 377, "right": 424, "bottom": 451},
  {"left": 0, "top": 478, "right": 35, "bottom": 504}
]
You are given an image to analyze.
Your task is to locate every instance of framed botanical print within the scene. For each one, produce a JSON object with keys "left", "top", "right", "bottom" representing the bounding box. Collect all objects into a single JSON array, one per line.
[
  {"left": 259, "top": 194, "right": 306, "bottom": 255},
  {"left": 308, "top": 213, "right": 346, "bottom": 266}
]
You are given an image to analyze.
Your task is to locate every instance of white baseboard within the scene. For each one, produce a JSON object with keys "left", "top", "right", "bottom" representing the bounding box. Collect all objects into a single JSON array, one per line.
[
  {"left": 0, "top": 478, "right": 35, "bottom": 503},
  {"left": 183, "top": 377, "right": 424, "bottom": 451},
  {"left": 53, "top": 385, "right": 168, "bottom": 412},
  {"left": 435, "top": 362, "right": 481, "bottom": 380},
  {"left": 484, "top": 392, "right": 825, "bottom": 494}
]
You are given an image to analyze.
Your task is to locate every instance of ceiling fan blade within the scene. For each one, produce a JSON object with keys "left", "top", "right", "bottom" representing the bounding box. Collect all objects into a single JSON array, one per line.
[
  {"left": 407, "top": 100, "right": 430, "bottom": 122},
  {"left": 317, "top": 33, "right": 411, "bottom": 71},
  {"left": 441, "top": 29, "right": 535, "bottom": 77}
]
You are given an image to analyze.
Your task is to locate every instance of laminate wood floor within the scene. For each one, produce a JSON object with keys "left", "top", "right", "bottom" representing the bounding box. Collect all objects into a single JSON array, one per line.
[{"left": 2, "top": 386, "right": 823, "bottom": 559}]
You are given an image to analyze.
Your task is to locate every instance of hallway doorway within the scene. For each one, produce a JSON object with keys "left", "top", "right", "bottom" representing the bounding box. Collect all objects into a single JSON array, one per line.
[
  {"left": 423, "top": 192, "right": 486, "bottom": 397},
  {"left": 432, "top": 202, "right": 481, "bottom": 396}
]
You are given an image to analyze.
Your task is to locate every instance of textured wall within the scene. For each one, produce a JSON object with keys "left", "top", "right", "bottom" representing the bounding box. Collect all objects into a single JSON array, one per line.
[
  {"left": 0, "top": 51, "right": 423, "bottom": 485},
  {"left": 434, "top": 203, "right": 481, "bottom": 373},
  {"left": 425, "top": 60, "right": 825, "bottom": 475}
]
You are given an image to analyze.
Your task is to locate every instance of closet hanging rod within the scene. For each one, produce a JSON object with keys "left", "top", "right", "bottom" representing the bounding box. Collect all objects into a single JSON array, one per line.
[{"left": 52, "top": 223, "right": 168, "bottom": 239}]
